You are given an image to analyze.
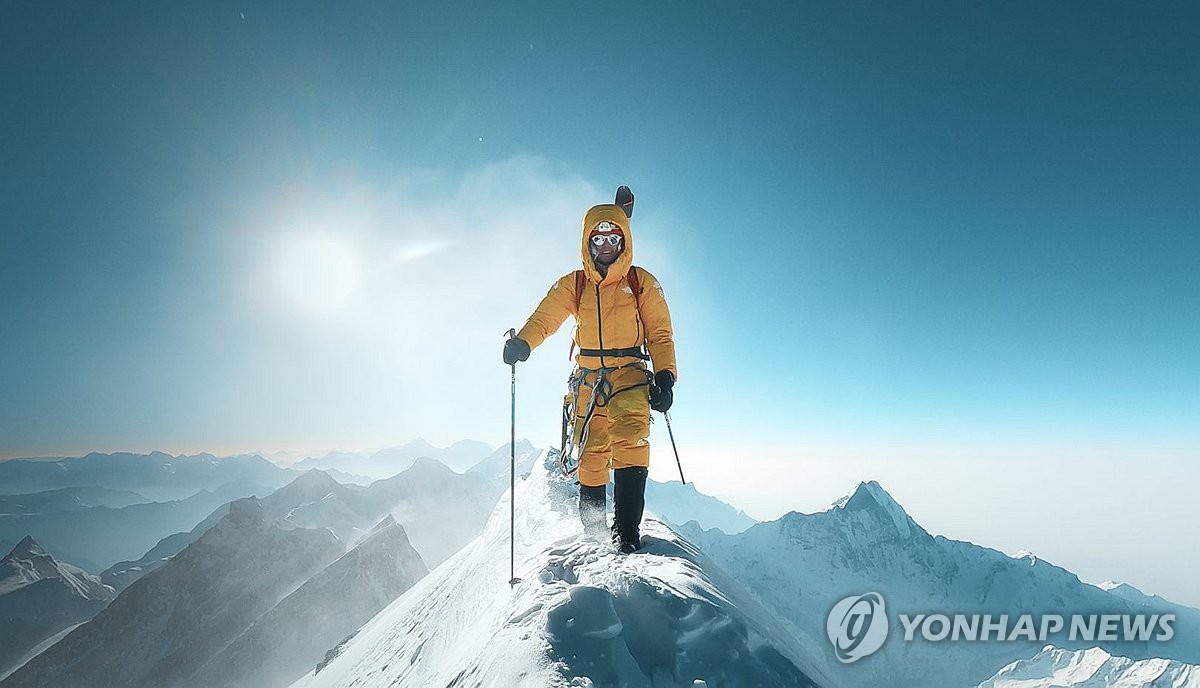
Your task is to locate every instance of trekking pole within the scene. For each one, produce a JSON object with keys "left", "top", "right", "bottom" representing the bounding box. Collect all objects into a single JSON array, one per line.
[
  {"left": 663, "top": 411, "right": 686, "bottom": 485},
  {"left": 505, "top": 328, "right": 521, "bottom": 586}
]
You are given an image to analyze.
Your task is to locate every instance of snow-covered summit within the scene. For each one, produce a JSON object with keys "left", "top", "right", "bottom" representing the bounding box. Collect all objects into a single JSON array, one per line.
[
  {"left": 4, "top": 536, "right": 44, "bottom": 558},
  {"left": 831, "top": 480, "right": 915, "bottom": 538},
  {"left": 291, "top": 453, "right": 831, "bottom": 688},
  {"left": 978, "top": 645, "right": 1200, "bottom": 687},
  {"left": 0, "top": 536, "right": 112, "bottom": 600}
]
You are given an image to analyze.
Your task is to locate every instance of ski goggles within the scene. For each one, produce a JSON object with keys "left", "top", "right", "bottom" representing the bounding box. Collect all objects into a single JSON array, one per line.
[
  {"left": 590, "top": 234, "right": 623, "bottom": 247},
  {"left": 590, "top": 221, "right": 624, "bottom": 246}
]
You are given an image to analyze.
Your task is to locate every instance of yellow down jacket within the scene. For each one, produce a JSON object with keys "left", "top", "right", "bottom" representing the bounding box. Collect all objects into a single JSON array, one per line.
[{"left": 517, "top": 203, "right": 677, "bottom": 381}]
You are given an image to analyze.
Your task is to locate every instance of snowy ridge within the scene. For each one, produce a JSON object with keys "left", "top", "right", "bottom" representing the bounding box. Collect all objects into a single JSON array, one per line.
[
  {"left": 190, "top": 514, "right": 429, "bottom": 688},
  {"left": 681, "top": 480, "right": 1200, "bottom": 688},
  {"left": 291, "top": 451, "right": 831, "bottom": 688},
  {"left": 978, "top": 645, "right": 1200, "bottom": 687}
]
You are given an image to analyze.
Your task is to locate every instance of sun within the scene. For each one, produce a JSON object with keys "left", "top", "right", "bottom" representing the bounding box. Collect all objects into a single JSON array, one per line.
[{"left": 274, "top": 235, "right": 360, "bottom": 313}]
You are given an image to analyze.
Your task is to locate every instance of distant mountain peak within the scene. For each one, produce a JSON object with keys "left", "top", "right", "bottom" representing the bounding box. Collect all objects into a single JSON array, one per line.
[
  {"left": 3, "top": 534, "right": 48, "bottom": 562},
  {"left": 1097, "top": 579, "right": 1142, "bottom": 594},
  {"left": 369, "top": 514, "right": 398, "bottom": 533},
  {"left": 405, "top": 455, "right": 454, "bottom": 474},
  {"left": 273, "top": 469, "right": 345, "bottom": 504},
  {"left": 1, "top": 534, "right": 114, "bottom": 600},
  {"left": 833, "top": 480, "right": 914, "bottom": 537},
  {"left": 225, "top": 497, "right": 265, "bottom": 528},
  {"left": 293, "top": 468, "right": 342, "bottom": 489},
  {"left": 1097, "top": 579, "right": 1161, "bottom": 605}
]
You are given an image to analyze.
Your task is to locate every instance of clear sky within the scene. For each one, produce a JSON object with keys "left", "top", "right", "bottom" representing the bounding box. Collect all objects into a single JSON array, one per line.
[{"left": 2, "top": 3, "right": 1197, "bottom": 604}]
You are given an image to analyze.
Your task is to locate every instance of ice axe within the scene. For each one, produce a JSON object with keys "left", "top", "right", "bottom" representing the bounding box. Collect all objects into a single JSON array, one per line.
[{"left": 616, "top": 185, "right": 634, "bottom": 218}]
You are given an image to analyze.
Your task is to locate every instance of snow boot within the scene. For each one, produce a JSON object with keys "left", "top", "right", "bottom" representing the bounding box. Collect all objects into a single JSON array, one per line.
[
  {"left": 611, "top": 466, "right": 648, "bottom": 553},
  {"left": 579, "top": 484, "right": 608, "bottom": 541}
]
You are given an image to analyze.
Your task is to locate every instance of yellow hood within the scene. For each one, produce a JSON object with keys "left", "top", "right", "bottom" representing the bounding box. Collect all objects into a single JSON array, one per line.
[{"left": 580, "top": 204, "right": 633, "bottom": 286}]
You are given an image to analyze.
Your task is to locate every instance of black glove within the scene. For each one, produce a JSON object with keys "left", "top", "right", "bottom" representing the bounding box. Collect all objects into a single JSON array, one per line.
[
  {"left": 502, "top": 337, "right": 530, "bottom": 365},
  {"left": 649, "top": 370, "right": 674, "bottom": 413}
]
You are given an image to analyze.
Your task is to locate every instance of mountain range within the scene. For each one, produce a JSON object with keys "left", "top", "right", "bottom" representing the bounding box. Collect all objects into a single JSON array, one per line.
[
  {"left": 979, "top": 645, "right": 1200, "bottom": 687},
  {"left": 679, "top": 480, "right": 1200, "bottom": 688},
  {"left": 290, "top": 439, "right": 495, "bottom": 479},
  {"left": 3, "top": 442, "right": 1195, "bottom": 687}
]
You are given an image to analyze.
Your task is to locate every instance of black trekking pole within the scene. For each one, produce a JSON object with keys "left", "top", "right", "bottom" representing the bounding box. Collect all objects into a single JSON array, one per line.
[
  {"left": 663, "top": 411, "right": 686, "bottom": 485},
  {"left": 505, "top": 329, "right": 521, "bottom": 586}
]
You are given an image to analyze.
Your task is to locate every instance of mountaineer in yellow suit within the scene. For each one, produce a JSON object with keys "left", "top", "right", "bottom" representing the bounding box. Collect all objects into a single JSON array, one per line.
[{"left": 502, "top": 201, "right": 677, "bottom": 553}]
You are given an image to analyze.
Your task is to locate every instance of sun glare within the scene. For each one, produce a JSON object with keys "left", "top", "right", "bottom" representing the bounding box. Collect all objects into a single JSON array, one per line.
[{"left": 275, "top": 235, "right": 360, "bottom": 313}]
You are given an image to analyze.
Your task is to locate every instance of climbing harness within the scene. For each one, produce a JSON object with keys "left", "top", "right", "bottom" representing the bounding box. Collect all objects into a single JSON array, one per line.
[{"left": 558, "top": 361, "right": 652, "bottom": 478}]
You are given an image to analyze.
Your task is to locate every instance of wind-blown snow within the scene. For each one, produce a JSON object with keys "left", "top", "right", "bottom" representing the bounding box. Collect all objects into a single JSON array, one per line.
[{"left": 291, "top": 452, "right": 830, "bottom": 688}]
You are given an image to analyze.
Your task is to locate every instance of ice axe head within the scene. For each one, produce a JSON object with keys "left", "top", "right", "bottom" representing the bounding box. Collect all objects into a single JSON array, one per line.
[{"left": 615, "top": 185, "right": 634, "bottom": 218}]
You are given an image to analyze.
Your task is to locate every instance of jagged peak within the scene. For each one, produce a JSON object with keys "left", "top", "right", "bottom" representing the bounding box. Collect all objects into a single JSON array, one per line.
[
  {"left": 369, "top": 514, "right": 398, "bottom": 532},
  {"left": 831, "top": 480, "right": 914, "bottom": 537},
  {"left": 224, "top": 497, "right": 265, "bottom": 528},
  {"left": 358, "top": 514, "right": 411, "bottom": 549},
  {"left": 2, "top": 535, "right": 48, "bottom": 562}
]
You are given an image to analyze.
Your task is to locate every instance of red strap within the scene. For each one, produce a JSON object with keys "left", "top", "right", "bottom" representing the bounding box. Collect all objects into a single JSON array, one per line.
[{"left": 569, "top": 270, "right": 585, "bottom": 359}]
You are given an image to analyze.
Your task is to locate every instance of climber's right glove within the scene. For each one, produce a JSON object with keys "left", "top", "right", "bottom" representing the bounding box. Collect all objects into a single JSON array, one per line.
[
  {"left": 648, "top": 370, "right": 674, "bottom": 413},
  {"left": 502, "top": 337, "right": 531, "bottom": 365}
]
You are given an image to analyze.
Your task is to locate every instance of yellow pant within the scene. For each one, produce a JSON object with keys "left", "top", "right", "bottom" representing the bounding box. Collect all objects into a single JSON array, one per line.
[{"left": 572, "top": 365, "right": 652, "bottom": 488}]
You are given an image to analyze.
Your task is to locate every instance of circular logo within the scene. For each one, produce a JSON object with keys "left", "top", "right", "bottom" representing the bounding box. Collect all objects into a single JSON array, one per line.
[{"left": 826, "top": 592, "right": 889, "bottom": 663}]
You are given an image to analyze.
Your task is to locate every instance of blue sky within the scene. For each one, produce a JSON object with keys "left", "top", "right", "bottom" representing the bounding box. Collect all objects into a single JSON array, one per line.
[{"left": 2, "top": 3, "right": 1198, "bottom": 602}]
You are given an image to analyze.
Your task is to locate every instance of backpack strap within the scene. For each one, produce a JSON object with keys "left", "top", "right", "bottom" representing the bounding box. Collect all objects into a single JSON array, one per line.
[
  {"left": 574, "top": 269, "right": 586, "bottom": 313},
  {"left": 569, "top": 270, "right": 585, "bottom": 360},
  {"left": 627, "top": 266, "right": 642, "bottom": 308}
]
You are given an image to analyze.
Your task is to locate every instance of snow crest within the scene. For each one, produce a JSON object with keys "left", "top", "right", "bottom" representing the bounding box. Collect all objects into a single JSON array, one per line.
[{"left": 291, "top": 452, "right": 827, "bottom": 688}]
